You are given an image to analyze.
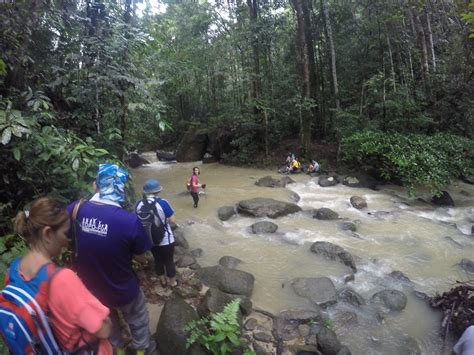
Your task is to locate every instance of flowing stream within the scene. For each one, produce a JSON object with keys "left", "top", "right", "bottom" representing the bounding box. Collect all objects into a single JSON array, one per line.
[{"left": 133, "top": 153, "right": 474, "bottom": 354}]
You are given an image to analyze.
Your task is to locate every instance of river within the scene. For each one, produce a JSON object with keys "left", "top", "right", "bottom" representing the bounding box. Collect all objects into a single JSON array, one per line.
[{"left": 133, "top": 153, "right": 474, "bottom": 354}]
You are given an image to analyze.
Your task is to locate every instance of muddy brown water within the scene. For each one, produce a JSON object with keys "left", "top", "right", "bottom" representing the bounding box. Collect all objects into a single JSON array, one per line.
[{"left": 134, "top": 153, "right": 474, "bottom": 354}]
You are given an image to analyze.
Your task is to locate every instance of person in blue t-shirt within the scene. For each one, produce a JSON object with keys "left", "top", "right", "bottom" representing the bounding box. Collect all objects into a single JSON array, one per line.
[
  {"left": 68, "top": 163, "right": 154, "bottom": 355},
  {"left": 135, "top": 179, "right": 177, "bottom": 288}
]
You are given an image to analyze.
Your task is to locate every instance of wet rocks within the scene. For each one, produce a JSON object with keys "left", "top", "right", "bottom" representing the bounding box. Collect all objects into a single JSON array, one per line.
[
  {"left": 431, "top": 191, "right": 455, "bottom": 207},
  {"left": 237, "top": 198, "right": 302, "bottom": 219},
  {"left": 319, "top": 175, "right": 339, "bottom": 187},
  {"left": 156, "top": 150, "right": 176, "bottom": 161},
  {"left": 197, "top": 287, "right": 252, "bottom": 318},
  {"left": 316, "top": 327, "right": 342, "bottom": 355},
  {"left": 289, "top": 191, "right": 301, "bottom": 202},
  {"left": 125, "top": 152, "right": 150, "bottom": 168},
  {"left": 155, "top": 297, "right": 206, "bottom": 355},
  {"left": 255, "top": 175, "right": 295, "bottom": 188},
  {"left": 350, "top": 196, "right": 367, "bottom": 209},
  {"left": 195, "top": 265, "right": 255, "bottom": 296},
  {"left": 371, "top": 289, "right": 407, "bottom": 311},
  {"left": 337, "top": 287, "right": 365, "bottom": 306},
  {"left": 343, "top": 173, "right": 379, "bottom": 190},
  {"left": 291, "top": 277, "right": 337, "bottom": 307},
  {"left": 176, "top": 254, "right": 197, "bottom": 268},
  {"left": 310, "top": 241, "right": 357, "bottom": 272},
  {"left": 274, "top": 309, "right": 322, "bottom": 341},
  {"left": 173, "top": 229, "right": 189, "bottom": 249},
  {"left": 250, "top": 221, "right": 278, "bottom": 234},
  {"left": 338, "top": 220, "right": 357, "bottom": 232},
  {"left": 218, "top": 205, "right": 237, "bottom": 221},
  {"left": 219, "top": 256, "right": 243, "bottom": 269},
  {"left": 332, "top": 310, "right": 358, "bottom": 332},
  {"left": 313, "top": 208, "right": 339, "bottom": 220},
  {"left": 459, "top": 258, "right": 474, "bottom": 274}
]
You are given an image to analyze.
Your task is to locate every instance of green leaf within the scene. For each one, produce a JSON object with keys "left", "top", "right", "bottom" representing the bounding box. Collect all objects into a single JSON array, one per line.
[
  {"left": 1, "top": 127, "right": 12, "bottom": 145},
  {"left": 72, "top": 158, "right": 80, "bottom": 171},
  {"left": 13, "top": 146, "right": 21, "bottom": 161},
  {"left": 214, "top": 332, "right": 226, "bottom": 342},
  {"left": 227, "top": 332, "right": 240, "bottom": 345}
]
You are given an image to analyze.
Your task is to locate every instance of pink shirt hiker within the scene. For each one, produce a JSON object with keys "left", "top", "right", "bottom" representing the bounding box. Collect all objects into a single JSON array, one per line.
[
  {"left": 190, "top": 175, "right": 199, "bottom": 193},
  {"left": 48, "top": 269, "right": 113, "bottom": 354}
]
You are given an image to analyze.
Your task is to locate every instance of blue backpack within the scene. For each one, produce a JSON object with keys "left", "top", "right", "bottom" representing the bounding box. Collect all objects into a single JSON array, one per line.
[{"left": 0, "top": 258, "right": 65, "bottom": 355}]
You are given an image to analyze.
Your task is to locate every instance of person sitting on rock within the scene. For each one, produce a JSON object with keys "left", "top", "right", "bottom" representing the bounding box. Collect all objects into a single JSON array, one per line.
[
  {"left": 289, "top": 157, "right": 301, "bottom": 174},
  {"left": 307, "top": 159, "right": 320, "bottom": 174}
]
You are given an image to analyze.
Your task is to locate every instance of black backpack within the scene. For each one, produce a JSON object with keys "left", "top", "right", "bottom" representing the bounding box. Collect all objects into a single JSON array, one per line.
[{"left": 135, "top": 196, "right": 167, "bottom": 246}]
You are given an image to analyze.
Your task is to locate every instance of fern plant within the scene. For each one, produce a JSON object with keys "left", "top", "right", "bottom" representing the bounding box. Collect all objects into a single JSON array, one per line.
[{"left": 185, "top": 298, "right": 254, "bottom": 355}]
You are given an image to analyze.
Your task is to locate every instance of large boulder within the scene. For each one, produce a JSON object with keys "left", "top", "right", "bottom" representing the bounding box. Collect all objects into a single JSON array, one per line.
[
  {"left": 156, "top": 150, "right": 176, "bottom": 161},
  {"left": 291, "top": 277, "right": 337, "bottom": 307},
  {"left": 218, "top": 206, "right": 237, "bottom": 221},
  {"left": 431, "top": 191, "right": 455, "bottom": 207},
  {"left": 197, "top": 287, "right": 252, "bottom": 318},
  {"left": 206, "top": 127, "right": 234, "bottom": 160},
  {"left": 255, "top": 176, "right": 283, "bottom": 188},
  {"left": 250, "top": 221, "right": 278, "bottom": 234},
  {"left": 371, "top": 289, "right": 407, "bottom": 311},
  {"left": 237, "top": 198, "right": 302, "bottom": 219},
  {"left": 313, "top": 208, "right": 339, "bottom": 220},
  {"left": 155, "top": 297, "right": 206, "bottom": 355},
  {"left": 195, "top": 265, "right": 255, "bottom": 296},
  {"left": 310, "top": 242, "right": 357, "bottom": 272},
  {"left": 176, "top": 130, "right": 208, "bottom": 162},
  {"left": 255, "top": 175, "right": 295, "bottom": 188},
  {"left": 125, "top": 152, "right": 150, "bottom": 168}
]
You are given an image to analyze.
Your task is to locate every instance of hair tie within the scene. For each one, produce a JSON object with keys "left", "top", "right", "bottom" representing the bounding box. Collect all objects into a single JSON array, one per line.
[{"left": 24, "top": 210, "right": 30, "bottom": 219}]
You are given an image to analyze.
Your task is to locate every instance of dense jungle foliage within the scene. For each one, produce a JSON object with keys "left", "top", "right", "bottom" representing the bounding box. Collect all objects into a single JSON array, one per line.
[{"left": 0, "top": 0, "right": 473, "bottom": 238}]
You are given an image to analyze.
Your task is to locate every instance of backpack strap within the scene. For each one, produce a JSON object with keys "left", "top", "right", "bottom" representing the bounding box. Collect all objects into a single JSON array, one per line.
[
  {"left": 3, "top": 261, "right": 64, "bottom": 354},
  {"left": 151, "top": 197, "right": 166, "bottom": 227},
  {"left": 71, "top": 198, "right": 87, "bottom": 263}
]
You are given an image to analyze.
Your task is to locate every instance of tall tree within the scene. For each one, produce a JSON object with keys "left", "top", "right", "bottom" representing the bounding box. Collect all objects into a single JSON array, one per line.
[{"left": 321, "top": 0, "right": 340, "bottom": 110}]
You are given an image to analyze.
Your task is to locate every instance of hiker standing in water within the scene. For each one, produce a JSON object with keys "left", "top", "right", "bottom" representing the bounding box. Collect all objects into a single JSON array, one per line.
[{"left": 189, "top": 167, "right": 205, "bottom": 208}]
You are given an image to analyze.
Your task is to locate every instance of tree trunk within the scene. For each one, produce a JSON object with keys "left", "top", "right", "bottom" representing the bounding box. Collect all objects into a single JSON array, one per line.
[
  {"left": 321, "top": 0, "right": 340, "bottom": 110},
  {"left": 425, "top": 10, "right": 436, "bottom": 73},
  {"left": 292, "top": 0, "right": 312, "bottom": 158},
  {"left": 411, "top": 6, "right": 430, "bottom": 87},
  {"left": 387, "top": 35, "right": 396, "bottom": 92}
]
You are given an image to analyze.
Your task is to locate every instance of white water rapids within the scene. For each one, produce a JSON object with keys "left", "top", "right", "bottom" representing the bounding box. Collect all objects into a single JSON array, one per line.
[{"left": 133, "top": 154, "right": 474, "bottom": 354}]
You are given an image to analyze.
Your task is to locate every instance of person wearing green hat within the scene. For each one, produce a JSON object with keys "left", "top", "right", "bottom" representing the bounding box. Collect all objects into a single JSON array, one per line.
[{"left": 135, "top": 178, "right": 177, "bottom": 288}]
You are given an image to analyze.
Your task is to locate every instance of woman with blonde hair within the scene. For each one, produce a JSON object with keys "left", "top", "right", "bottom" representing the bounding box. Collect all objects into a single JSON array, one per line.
[{"left": 2, "top": 197, "right": 112, "bottom": 354}]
